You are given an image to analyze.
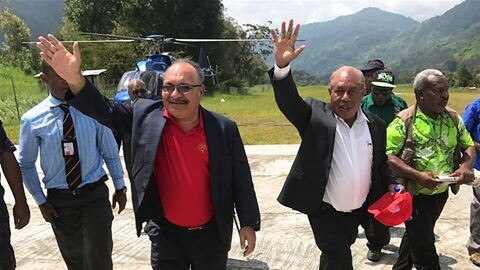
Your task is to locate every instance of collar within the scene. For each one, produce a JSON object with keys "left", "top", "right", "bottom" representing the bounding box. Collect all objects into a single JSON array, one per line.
[
  {"left": 416, "top": 107, "right": 450, "bottom": 122},
  {"left": 334, "top": 109, "right": 369, "bottom": 127},
  {"left": 163, "top": 108, "right": 205, "bottom": 132},
  {"left": 362, "top": 94, "right": 375, "bottom": 109},
  {"left": 45, "top": 94, "right": 65, "bottom": 108}
]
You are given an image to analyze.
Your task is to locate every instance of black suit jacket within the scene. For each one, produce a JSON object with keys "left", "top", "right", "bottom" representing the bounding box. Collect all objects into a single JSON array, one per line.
[
  {"left": 114, "top": 101, "right": 134, "bottom": 179},
  {"left": 67, "top": 80, "right": 260, "bottom": 250},
  {"left": 269, "top": 69, "right": 392, "bottom": 215}
]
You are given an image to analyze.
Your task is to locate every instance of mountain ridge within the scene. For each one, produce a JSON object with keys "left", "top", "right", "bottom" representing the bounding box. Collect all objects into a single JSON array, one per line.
[{"left": 1, "top": 0, "right": 479, "bottom": 83}]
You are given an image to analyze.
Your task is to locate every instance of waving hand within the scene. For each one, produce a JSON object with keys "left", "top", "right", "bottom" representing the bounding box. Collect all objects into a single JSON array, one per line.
[
  {"left": 270, "top": 19, "right": 306, "bottom": 68},
  {"left": 36, "top": 34, "right": 86, "bottom": 92}
]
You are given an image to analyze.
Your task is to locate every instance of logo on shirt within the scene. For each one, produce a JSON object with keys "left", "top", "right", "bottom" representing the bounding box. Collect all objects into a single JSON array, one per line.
[{"left": 198, "top": 143, "right": 207, "bottom": 154}]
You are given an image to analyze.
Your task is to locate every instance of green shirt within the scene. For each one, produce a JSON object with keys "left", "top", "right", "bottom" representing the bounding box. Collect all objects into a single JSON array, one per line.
[
  {"left": 386, "top": 109, "right": 474, "bottom": 195},
  {"left": 361, "top": 94, "right": 407, "bottom": 125}
]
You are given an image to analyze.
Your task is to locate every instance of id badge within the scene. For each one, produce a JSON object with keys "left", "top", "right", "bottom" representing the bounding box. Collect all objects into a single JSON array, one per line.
[{"left": 62, "top": 140, "right": 75, "bottom": 157}]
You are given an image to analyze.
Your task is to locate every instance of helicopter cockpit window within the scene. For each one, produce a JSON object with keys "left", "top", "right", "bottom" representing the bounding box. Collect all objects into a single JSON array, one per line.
[
  {"left": 140, "top": 71, "right": 159, "bottom": 96},
  {"left": 151, "top": 62, "right": 168, "bottom": 72},
  {"left": 149, "top": 54, "right": 172, "bottom": 72},
  {"left": 116, "top": 70, "right": 137, "bottom": 92}
]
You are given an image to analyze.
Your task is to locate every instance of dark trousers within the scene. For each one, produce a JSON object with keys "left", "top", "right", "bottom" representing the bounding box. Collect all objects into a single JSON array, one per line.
[
  {"left": 359, "top": 214, "right": 390, "bottom": 251},
  {"left": 393, "top": 191, "right": 448, "bottom": 270},
  {"left": 0, "top": 196, "right": 15, "bottom": 270},
  {"left": 144, "top": 219, "right": 228, "bottom": 270},
  {"left": 467, "top": 186, "right": 480, "bottom": 254},
  {"left": 47, "top": 181, "right": 113, "bottom": 270},
  {"left": 308, "top": 204, "right": 364, "bottom": 270}
]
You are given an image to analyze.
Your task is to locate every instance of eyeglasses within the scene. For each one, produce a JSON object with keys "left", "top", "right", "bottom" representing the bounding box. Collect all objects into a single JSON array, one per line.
[{"left": 161, "top": 84, "right": 202, "bottom": 94}]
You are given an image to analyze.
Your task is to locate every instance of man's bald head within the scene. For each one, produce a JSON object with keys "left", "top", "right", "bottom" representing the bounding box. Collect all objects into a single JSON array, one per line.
[{"left": 329, "top": 66, "right": 365, "bottom": 91}]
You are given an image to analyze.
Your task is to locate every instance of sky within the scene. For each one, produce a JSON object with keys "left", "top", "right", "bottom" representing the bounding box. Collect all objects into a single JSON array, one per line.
[{"left": 222, "top": 0, "right": 464, "bottom": 26}]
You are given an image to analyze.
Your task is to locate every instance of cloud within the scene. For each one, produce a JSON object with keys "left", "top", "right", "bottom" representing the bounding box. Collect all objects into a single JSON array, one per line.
[{"left": 223, "top": 0, "right": 464, "bottom": 26}]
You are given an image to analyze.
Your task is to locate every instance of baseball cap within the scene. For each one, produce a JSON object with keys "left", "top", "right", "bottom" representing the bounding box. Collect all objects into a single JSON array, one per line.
[
  {"left": 367, "top": 192, "right": 412, "bottom": 226},
  {"left": 361, "top": 59, "right": 385, "bottom": 73},
  {"left": 371, "top": 69, "right": 396, "bottom": 88}
]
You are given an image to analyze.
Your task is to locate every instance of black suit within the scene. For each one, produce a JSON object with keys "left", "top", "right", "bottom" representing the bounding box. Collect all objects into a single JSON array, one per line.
[
  {"left": 112, "top": 101, "right": 134, "bottom": 179},
  {"left": 269, "top": 69, "right": 391, "bottom": 269},
  {"left": 67, "top": 80, "right": 260, "bottom": 267}
]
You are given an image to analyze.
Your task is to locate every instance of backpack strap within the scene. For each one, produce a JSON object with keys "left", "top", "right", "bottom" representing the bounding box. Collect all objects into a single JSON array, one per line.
[
  {"left": 397, "top": 105, "right": 417, "bottom": 152},
  {"left": 395, "top": 105, "right": 418, "bottom": 195}
]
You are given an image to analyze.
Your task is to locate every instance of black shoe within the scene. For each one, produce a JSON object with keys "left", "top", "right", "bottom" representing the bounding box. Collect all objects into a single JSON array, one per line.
[
  {"left": 367, "top": 250, "right": 382, "bottom": 262},
  {"left": 471, "top": 253, "right": 480, "bottom": 267}
]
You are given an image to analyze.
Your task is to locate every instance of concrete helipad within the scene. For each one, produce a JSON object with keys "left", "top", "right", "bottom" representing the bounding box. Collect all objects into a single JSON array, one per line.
[{"left": 3, "top": 145, "right": 477, "bottom": 269}]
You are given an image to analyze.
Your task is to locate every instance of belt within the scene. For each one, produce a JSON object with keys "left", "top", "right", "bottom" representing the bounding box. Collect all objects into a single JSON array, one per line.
[
  {"left": 155, "top": 218, "right": 214, "bottom": 232},
  {"left": 47, "top": 175, "right": 108, "bottom": 197}
]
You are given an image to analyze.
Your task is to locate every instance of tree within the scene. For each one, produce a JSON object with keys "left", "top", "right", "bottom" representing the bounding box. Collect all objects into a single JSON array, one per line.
[
  {"left": 63, "top": 0, "right": 134, "bottom": 85},
  {"left": 0, "top": 8, "right": 37, "bottom": 73},
  {"left": 61, "top": 0, "right": 271, "bottom": 87},
  {"left": 64, "top": 0, "right": 121, "bottom": 33},
  {"left": 119, "top": 0, "right": 223, "bottom": 39},
  {"left": 292, "top": 70, "right": 322, "bottom": 86},
  {"left": 456, "top": 64, "right": 474, "bottom": 87},
  {"left": 216, "top": 18, "right": 271, "bottom": 86}
]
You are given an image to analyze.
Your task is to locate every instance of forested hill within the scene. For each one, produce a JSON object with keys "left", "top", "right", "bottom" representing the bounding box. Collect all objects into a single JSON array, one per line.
[
  {"left": 294, "top": 0, "right": 480, "bottom": 83},
  {"left": 0, "top": 0, "right": 64, "bottom": 43},
  {"left": 362, "top": 0, "right": 480, "bottom": 82},
  {"left": 293, "top": 7, "right": 419, "bottom": 81}
]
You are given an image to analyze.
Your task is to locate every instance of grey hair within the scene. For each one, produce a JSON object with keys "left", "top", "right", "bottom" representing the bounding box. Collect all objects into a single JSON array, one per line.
[
  {"left": 328, "top": 66, "right": 365, "bottom": 90},
  {"left": 413, "top": 69, "right": 445, "bottom": 94},
  {"left": 169, "top": 58, "right": 205, "bottom": 83}
]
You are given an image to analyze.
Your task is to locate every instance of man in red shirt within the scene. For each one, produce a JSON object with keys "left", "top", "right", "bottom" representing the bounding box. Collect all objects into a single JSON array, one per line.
[{"left": 36, "top": 34, "right": 261, "bottom": 270}]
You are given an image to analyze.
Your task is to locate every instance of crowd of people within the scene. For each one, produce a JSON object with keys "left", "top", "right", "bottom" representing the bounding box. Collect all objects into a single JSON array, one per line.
[{"left": 0, "top": 19, "right": 480, "bottom": 270}]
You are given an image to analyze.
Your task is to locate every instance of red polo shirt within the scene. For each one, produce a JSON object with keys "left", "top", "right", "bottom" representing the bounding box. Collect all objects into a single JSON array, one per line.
[{"left": 154, "top": 110, "right": 213, "bottom": 227}]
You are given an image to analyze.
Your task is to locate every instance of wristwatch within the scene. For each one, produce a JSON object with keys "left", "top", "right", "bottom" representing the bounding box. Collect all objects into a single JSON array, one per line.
[{"left": 115, "top": 186, "right": 127, "bottom": 195}]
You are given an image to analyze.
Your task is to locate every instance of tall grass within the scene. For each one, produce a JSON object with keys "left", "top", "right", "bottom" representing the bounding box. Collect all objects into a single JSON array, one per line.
[{"left": 0, "top": 64, "right": 48, "bottom": 142}]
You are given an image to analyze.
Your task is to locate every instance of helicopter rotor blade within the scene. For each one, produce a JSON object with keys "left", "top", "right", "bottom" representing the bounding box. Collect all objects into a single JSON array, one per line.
[
  {"left": 80, "top": 32, "right": 147, "bottom": 41},
  {"left": 23, "top": 39, "right": 137, "bottom": 44},
  {"left": 173, "top": 38, "right": 273, "bottom": 43},
  {"left": 172, "top": 41, "right": 197, "bottom": 48}
]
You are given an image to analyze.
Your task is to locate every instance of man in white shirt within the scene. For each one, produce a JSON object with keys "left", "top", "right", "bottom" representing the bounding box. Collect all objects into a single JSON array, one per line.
[{"left": 268, "top": 19, "right": 401, "bottom": 270}]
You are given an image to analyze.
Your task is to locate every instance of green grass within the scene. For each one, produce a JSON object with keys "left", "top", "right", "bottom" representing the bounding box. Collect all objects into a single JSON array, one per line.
[
  {"left": 1, "top": 63, "right": 480, "bottom": 145},
  {"left": 0, "top": 64, "right": 48, "bottom": 143},
  {"left": 203, "top": 84, "right": 480, "bottom": 144}
]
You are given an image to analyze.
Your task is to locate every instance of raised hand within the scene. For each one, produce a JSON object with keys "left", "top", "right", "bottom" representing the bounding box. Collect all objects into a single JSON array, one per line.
[
  {"left": 270, "top": 19, "right": 306, "bottom": 68},
  {"left": 36, "top": 34, "right": 86, "bottom": 92}
]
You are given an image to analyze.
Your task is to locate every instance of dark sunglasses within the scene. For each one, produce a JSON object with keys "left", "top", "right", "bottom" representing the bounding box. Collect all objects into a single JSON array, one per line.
[
  {"left": 132, "top": 88, "right": 147, "bottom": 95},
  {"left": 161, "top": 84, "right": 202, "bottom": 94},
  {"left": 371, "top": 88, "right": 392, "bottom": 97}
]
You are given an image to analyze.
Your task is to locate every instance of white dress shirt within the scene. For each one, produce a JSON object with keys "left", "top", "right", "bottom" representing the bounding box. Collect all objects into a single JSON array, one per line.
[{"left": 323, "top": 113, "right": 372, "bottom": 212}]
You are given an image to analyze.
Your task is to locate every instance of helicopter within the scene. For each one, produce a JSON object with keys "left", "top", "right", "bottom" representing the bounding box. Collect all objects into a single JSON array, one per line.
[{"left": 55, "top": 32, "right": 272, "bottom": 103}]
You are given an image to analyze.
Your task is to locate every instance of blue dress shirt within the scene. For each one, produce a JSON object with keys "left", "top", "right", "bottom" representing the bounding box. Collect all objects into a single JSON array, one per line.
[
  {"left": 463, "top": 97, "right": 480, "bottom": 170},
  {"left": 19, "top": 95, "right": 125, "bottom": 205}
]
